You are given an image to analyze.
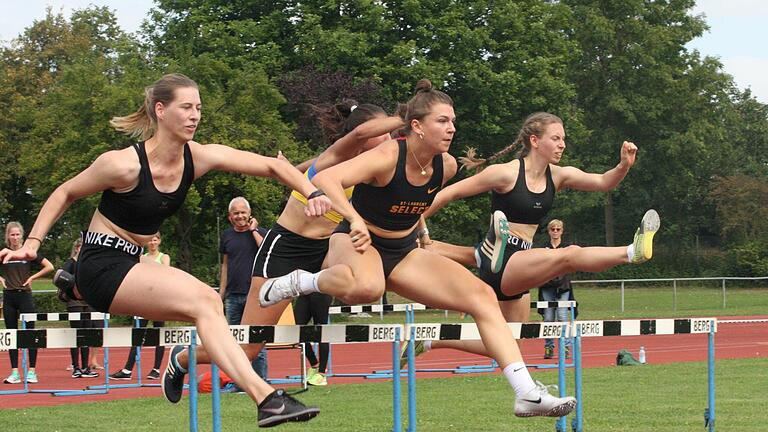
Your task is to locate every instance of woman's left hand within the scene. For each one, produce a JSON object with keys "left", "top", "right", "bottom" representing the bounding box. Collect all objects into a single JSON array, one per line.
[
  {"left": 619, "top": 141, "right": 638, "bottom": 169},
  {"left": 22, "top": 277, "right": 33, "bottom": 287}
]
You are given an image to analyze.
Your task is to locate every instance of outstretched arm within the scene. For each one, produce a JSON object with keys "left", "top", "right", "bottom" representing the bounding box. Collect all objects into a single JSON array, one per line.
[
  {"left": 557, "top": 141, "right": 637, "bottom": 192},
  {"left": 194, "top": 143, "right": 332, "bottom": 216},
  {"left": 313, "top": 116, "right": 404, "bottom": 172},
  {"left": 423, "top": 162, "right": 511, "bottom": 219},
  {"left": 0, "top": 151, "right": 131, "bottom": 263}
]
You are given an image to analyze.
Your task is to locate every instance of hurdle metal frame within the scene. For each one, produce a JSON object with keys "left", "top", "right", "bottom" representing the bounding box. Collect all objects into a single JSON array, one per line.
[{"left": 7, "top": 312, "right": 112, "bottom": 397}]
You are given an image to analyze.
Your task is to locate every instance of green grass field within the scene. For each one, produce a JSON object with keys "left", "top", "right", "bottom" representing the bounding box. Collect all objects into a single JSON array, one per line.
[{"left": 1, "top": 358, "right": 765, "bottom": 431}]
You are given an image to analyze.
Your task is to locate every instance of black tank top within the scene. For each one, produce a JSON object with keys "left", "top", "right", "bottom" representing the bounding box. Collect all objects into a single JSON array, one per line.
[
  {"left": 351, "top": 139, "right": 444, "bottom": 231},
  {"left": 491, "top": 157, "right": 555, "bottom": 225},
  {"left": 98, "top": 142, "right": 195, "bottom": 235}
]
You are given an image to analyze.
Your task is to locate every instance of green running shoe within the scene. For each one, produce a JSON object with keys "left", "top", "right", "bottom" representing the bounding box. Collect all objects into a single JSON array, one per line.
[{"left": 631, "top": 209, "right": 660, "bottom": 264}]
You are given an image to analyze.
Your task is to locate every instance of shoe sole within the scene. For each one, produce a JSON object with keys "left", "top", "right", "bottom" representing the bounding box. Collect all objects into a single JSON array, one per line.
[
  {"left": 258, "top": 407, "right": 320, "bottom": 428},
  {"left": 636, "top": 209, "right": 660, "bottom": 261},
  {"left": 515, "top": 398, "right": 577, "bottom": 418},
  {"left": 108, "top": 377, "right": 132, "bottom": 380}
]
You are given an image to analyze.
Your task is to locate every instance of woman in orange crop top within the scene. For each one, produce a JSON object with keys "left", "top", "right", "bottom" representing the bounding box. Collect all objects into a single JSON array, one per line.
[{"left": 257, "top": 80, "right": 579, "bottom": 420}]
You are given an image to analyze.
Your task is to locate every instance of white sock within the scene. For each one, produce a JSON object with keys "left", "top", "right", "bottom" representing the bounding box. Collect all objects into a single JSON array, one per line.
[
  {"left": 626, "top": 244, "right": 634, "bottom": 261},
  {"left": 503, "top": 362, "right": 537, "bottom": 397},
  {"left": 423, "top": 340, "right": 432, "bottom": 351},
  {"left": 297, "top": 270, "right": 324, "bottom": 295}
]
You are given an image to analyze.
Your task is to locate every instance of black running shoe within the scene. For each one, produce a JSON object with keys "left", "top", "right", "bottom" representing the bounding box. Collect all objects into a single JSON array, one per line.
[
  {"left": 257, "top": 389, "right": 320, "bottom": 428},
  {"left": 146, "top": 368, "right": 160, "bottom": 380},
  {"left": 162, "top": 346, "right": 187, "bottom": 404},
  {"left": 79, "top": 368, "right": 99, "bottom": 378},
  {"left": 71, "top": 368, "right": 82, "bottom": 378},
  {"left": 109, "top": 369, "right": 132, "bottom": 380}
]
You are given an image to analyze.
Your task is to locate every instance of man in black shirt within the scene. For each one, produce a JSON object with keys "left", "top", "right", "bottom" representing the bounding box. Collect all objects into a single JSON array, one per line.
[{"left": 220, "top": 197, "right": 268, "bottom": 380}]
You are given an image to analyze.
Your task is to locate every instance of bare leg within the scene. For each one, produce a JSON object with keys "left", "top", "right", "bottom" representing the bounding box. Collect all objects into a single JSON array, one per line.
[
  {"left": 430, "top": 293, "right": 531, "bottom": 355},
  {"left": 178, "top": 276, "right": 290, "bottom": 366},
  {"left": 502, "top": 245, "right": 627, "bottom": 296},
  {"left": 388, "top": 249, "right": 523, "bottom": 368},
  {"left": 424, "top": 240, "right": 477, "bottom": 267},
  {"left": 316, "top": 233, "right": 386, "bottom": 305},
  {"left": 110, "top": 263, "right": 274, "bottom": 403}
]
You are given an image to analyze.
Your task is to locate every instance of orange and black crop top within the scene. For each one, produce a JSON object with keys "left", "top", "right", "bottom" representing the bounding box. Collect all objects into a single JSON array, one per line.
[{"left": 350, "top": 139, "right": 443, "bottom": 231}]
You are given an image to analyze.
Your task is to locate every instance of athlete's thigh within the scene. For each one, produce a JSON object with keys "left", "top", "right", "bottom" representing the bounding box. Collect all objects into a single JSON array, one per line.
[
  {"left": 110, "top": 263, "right": 217, "bottom": 322},
  {"left": 387, "top": 248, "right": 494, "bottom": 312},
  {"left": 325, "top": 233, "right": 385, "bottom": 287},
  {"left": 500, "top": 248, "right": 566, "bottom": 295}
]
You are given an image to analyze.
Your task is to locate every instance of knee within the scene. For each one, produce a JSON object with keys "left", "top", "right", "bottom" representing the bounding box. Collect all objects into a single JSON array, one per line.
[
  {"left": 561, "top": 245, "right": 582, "bottom": 273},
  {"left": 347, "top": 277, "right": 385, "bottom": 304},
  {"left": 194, "top": 286, "right": 224, "bottom": 318},
  {"left": 465, "top": 282, "right": 499, "bottom": 314}
]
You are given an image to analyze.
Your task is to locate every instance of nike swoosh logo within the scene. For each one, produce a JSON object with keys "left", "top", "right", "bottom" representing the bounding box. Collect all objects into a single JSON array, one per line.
[
  {"left": 263, "top": 283, "right": 274, "bottom": 302},
  {"left": 523, "top": 398, "right": 542, "bottom": 404},
  {"left": 261, "top": 403, "right": 286, "bottom": 414},
  {"left": 427, "top": 186, "right": 440, "bottom": 194},
  {"left": 513, "top": 367, "right": 525, "bottom": 372}
]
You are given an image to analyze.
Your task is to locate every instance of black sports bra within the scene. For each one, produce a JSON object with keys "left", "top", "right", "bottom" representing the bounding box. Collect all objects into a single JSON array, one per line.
[
  {"left": 491, "top": 157, "right": 555, "bottom": 225},
  {"left": 98, "top": 142, "right": 195, "bottom": 235}
]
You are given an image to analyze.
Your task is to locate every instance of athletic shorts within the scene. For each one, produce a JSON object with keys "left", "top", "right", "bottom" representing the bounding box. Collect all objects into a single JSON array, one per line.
[
  {"left": 478, "top": 235, "right": 533, "bottom": 301},
  {"left": 252, "top": 223, "right": 330, "bottom": 278},
  {"left": 334, "top": 220, "right": 418, "bottom": 279},
  {"left": 76, "top": 232, "right": 142, "bottom": 313}
]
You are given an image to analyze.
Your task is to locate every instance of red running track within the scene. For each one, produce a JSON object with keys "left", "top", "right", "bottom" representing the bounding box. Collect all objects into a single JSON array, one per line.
[{"left": 1, "top": 317, "right": 765, "bottom": 409}]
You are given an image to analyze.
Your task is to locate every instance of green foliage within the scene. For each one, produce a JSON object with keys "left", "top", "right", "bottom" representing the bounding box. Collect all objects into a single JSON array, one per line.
[{"left": 1, "top": 1, "right": 767, "bottom": 279}]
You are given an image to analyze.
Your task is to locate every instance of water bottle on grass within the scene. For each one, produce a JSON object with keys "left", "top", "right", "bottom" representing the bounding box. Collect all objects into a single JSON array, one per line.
[{"left": 639, "top": 346, "right": 646, "bottom": 364}]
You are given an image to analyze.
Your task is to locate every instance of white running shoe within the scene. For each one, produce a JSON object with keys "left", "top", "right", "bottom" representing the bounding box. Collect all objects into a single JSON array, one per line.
[
  {"left": 514, "top": 381, "right": 577, "bottom": 417},
  {"left": 259, "top": 269, "right": 309, "bottom": 307}
]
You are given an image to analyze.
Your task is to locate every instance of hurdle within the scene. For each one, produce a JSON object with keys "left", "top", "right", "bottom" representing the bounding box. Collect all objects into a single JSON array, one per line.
[
  {"left": 12, "top": 312, "right": 111, "bottom": 396},
  {"left": 400, "top": 317, "right": 718, "bottom": 432},
  {"left": 88, "top": 316, "right": 163, "bottom": 390}
]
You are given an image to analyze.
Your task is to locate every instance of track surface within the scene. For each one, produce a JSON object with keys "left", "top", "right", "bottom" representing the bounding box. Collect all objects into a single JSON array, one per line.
[{"left": 1, "top": 317, "right": 765, "bottom": 409}]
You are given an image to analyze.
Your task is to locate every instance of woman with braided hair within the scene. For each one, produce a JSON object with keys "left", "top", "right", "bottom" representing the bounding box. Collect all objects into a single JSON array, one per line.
[{"left": 413, "top": 111, "right": 659, "bottom": 359}]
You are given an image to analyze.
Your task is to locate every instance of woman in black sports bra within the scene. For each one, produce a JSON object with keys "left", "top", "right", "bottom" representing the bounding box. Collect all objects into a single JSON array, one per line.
[
  {"left": 257, "top": 80, "right": 578, "bottom": 420},
  {"left": 0, "top": 73, "right": 329, "bottom": 427},
  {"left": 421, "top": 111, "right": 659, "bottom": 332}
]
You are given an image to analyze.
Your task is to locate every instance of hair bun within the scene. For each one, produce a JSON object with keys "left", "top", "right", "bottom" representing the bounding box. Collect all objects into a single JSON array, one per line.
[{"left": 414, "top": 79, "right": 433, "bottom": 94}]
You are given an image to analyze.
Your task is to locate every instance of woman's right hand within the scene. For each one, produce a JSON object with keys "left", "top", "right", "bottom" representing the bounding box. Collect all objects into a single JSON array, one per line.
[{"left": 348, "top": 218, "right": 371, "bottom": 253}]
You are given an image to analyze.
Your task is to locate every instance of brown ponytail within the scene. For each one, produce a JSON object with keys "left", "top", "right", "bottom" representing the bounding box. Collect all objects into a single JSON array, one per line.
[
  {"left": 460, "top": 112, "right": 563, "bottom": 171},
  {"left": 311, "top": 99, "right": 386, "bottom": 144},
  {"left": 110, "top": 73, "right": 198, "bottom": 141}
]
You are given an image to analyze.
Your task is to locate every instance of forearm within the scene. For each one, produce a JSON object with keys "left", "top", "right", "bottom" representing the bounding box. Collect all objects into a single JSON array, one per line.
[
  {"left": 312, "top": 173, "right": 362, "bottom": 222},
  {"left": 354, "top": 116, "right": 404, "bottom": 140},
  {"left": 26, "top": 189, "right": 73, "bottom": 250},
  {"left": 267, "top": 158, "right": 318, "bottom": 198},
  {"left": 600, "top": 162, "right": 631, "bottom": 190}
]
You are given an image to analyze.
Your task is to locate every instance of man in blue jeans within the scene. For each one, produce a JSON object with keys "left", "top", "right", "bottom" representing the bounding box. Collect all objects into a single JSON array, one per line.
[
  {"left": 220, "top": 197, "right": 269, "bottom": 380},
  {"left": 537, "top": 219, "right": 577, "bottom": 359}
]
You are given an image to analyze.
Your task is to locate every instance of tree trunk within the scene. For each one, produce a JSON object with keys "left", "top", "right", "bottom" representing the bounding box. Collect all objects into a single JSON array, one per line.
[{"left": 604, "top": 192, "right": 615, "bottom": 246}]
